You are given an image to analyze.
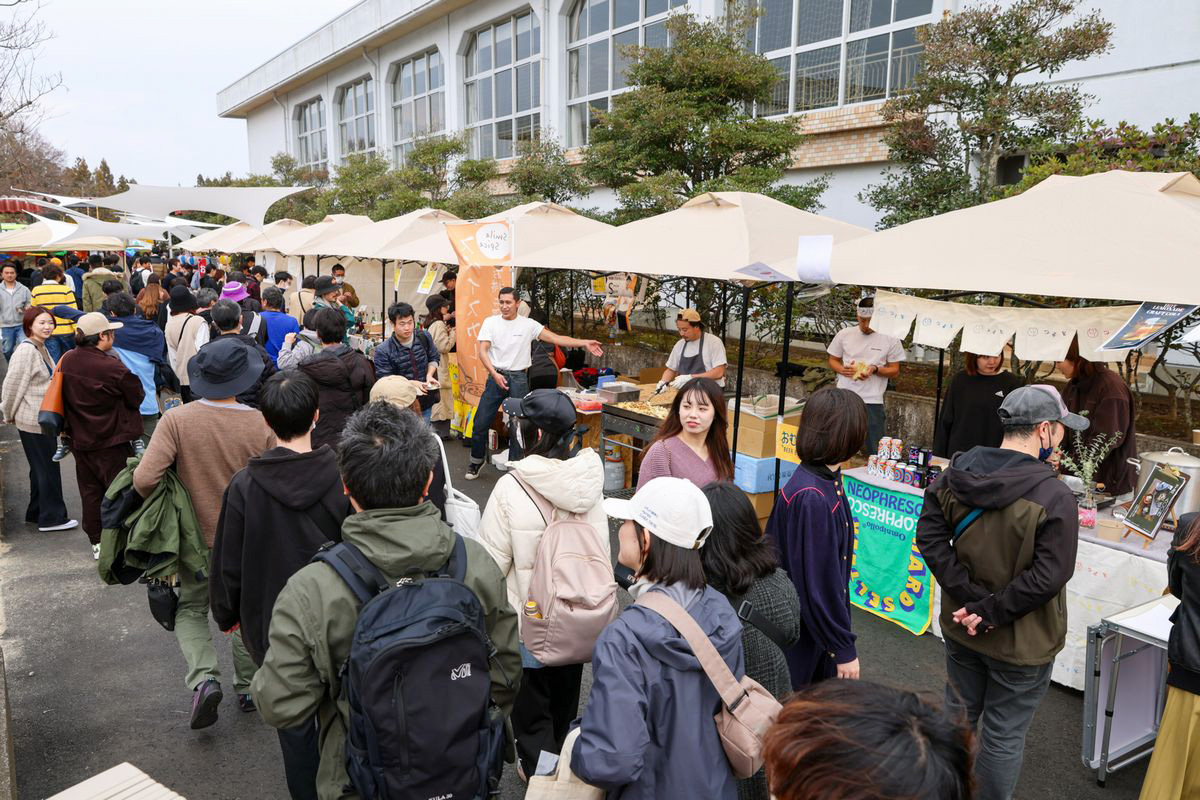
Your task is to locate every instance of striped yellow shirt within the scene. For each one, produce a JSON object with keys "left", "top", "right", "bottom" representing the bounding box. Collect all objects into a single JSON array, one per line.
[{"left": 31, "top": 283, "right": 78, "bottom": 334}]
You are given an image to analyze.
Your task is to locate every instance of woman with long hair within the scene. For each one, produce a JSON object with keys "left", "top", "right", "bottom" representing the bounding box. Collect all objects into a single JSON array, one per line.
[
  {"left": 477, "top": 388, "right": 608, "bottom": 780},
  {"left": 0, "top": 306, "right": 77, "bottom": 532},
  {"left": 764, "top": 680, "right": 974, "bottom": 800},
  {"left": 637, "top": 376, "right": 733, "bottom": 489},
  {"left": 1138, "top": 512, "right": 1200, "bottom": 798},
  {"left": 701, "top": 480, "right": 802, "bottom": 800},
  {"left": 135, "top": 273, "right": 169, "bottom": 329},
  {"left": 765, "top": 386, "right": 866, "bottom": 688},
  {"left": 424, "top": 294, "right": 456, "bottom": 437}
]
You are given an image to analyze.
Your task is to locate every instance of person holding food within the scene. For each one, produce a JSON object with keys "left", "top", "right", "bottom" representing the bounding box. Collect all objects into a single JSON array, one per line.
[
  {"left": 827, "top": 296, "right": 905, "bottom": 455},
  {"left": 656, "top": 309, "right": 727, "bottom": 392}
]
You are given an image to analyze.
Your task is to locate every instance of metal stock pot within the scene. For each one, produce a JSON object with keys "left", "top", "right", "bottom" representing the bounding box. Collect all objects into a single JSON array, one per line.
[{"left": 1128, "top": 447, "right": 1200, "bottom": 516}]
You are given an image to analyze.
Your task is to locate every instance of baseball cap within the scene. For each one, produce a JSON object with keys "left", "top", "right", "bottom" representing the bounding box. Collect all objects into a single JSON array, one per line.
[
  {"left": 677, "top": 309, "right": 701, "bottom": 323},
  {"left": 999, "top": 384, "right": 1089, "bottom": 431},
  {"left": 603, "top": 477, "right": 714, "bottom": 550},
  {"left": 370, "top": 375, "right": 420, "bottom": 409},
  {"left": 503, "top": 389, "right": 576, "bottom": 436},
  {"left": 76, "top": 312, "right": 124, "bottom": 336}
]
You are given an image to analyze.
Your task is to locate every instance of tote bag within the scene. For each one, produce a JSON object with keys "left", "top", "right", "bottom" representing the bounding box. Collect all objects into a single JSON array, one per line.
[
  {"left": 37, "top": 358, "right": 65, "bottom": 436},
  {"left": 525, "top": 728, "right": 603, "bottom": 800},
  {"left": 434, "top": 432, "right": 481, "bottom": 540}
]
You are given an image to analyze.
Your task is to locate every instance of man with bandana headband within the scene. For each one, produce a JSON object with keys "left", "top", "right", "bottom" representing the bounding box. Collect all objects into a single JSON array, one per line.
[{"left": 826, "top": 295, "right": 905, "bottom": 454}]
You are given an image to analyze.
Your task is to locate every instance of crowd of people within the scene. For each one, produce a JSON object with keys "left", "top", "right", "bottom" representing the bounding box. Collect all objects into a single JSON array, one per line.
[{"left": 0, "top": 259, "right": 1192, "bottom": 800}]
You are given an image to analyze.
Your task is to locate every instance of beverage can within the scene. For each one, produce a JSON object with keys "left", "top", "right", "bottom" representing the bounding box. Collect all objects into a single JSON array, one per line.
[
  {"left": 867, "top": 455, "right": 878, "bottom": 476},
  {"left": 890, "top": 438, "right": 904, "bottom": 460},
  {"left": 885, "top": 460, "right": 899, "bottom": 481},
  {"left": 904, "top": 464, "right": 918, "bottom": 485},
  {"left": 914, "top": 466, "right": 929, "bottom": 489},
  {"left": 877, "top": 437, "right": 892, "bottom": 458}
]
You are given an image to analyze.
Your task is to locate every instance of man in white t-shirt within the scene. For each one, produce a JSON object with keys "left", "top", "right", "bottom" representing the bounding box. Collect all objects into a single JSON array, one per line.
[
  {"left": 658, "top": 309, "right": 727, "bottom": 390},
  {"left": 467, "top": 287, "right": 603, "bottom": 479},
  {"left": 827, "top": 296, "right": 905, "bottom": 455}
]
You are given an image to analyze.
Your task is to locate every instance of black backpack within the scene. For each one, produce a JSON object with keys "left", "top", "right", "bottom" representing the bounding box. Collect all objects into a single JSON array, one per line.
[{"left": 313, "top": 535, "right": 507, "bottom": 800}]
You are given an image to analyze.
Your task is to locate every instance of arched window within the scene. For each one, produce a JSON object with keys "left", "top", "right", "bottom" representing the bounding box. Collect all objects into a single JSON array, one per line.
[
  {"left": 337, "top": 76, "right": 376, "bottom": 161},
  {"left": 747, "top": 0, "right": 932, "bottom": 118},
  {"left": 464, "top": 10, "right": 542, "bottom": 159},
  {"left": 295, "top": 98, "right": 328, "bottom": 171},
  {"left": 565, "top": 0, "right": 685, "bottom": 148},
  {"left": 391, "top": 49, "right": 446, "bottom": 164}
]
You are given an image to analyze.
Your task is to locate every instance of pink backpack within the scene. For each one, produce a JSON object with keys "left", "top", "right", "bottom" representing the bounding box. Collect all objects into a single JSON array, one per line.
[{"left": 513, "top": 474, "right": 619, "bottom": 666}]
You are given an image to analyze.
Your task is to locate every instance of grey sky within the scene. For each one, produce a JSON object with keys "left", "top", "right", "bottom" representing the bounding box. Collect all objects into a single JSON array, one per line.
[{"left": 35, "top": 0, "right": 358, "bottom": 187}]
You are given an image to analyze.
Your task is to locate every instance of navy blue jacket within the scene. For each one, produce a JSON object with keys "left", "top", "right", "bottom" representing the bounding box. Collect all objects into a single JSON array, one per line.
[
  {"left": 53, "top": 305, "right": 165, "bottom": 364},
  {"left": 766, "top": 463, "right": 856, "bottom": 686},
  {"left": 373, "top": 330, "right": 440, "bottom": 411},
  {"left": 572, "top": 585, "right": 743, "bottom": 800}
]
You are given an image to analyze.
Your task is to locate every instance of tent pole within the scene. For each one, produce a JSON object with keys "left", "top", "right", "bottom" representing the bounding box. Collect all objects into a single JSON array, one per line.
[
  {"left": 731, "top": 285, "right": 751, "bottom": 461},
  {"left": 380, "top": 258, "right": 385, "bottom": 319},
  {"left": 569, "top": 272, "right": 575, "bottom": 336},
  {"left": 934, "top": 348, "right": 946, "bottom": 428},
  {"left": 773, "top": 282, "right": 796, "bottom": 494},
  {"left": 543, "top": 269, "right": 551, "bottom": 318}
]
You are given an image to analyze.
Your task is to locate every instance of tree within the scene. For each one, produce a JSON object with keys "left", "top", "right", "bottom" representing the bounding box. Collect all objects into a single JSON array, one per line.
[
  {"left": 861, "top": 0, "right": 1112, "bottom": 229},
  {"left": 0, "top": 129, "right": 64, "bottom": 206},
  {"left": 582, "top": 10, "right": 822, "bottom": 222},
  {"left": 116, "top": 174, "right": 129, "bottom": 192},
  {"left": 93, "top": 159, "right": 117, "bottom": 196},
  {"left": 0, "top": 0, "right": 62, "bottom": 134},
  {"left": 508, "top": 135, "right": 588, "bottom": 205},
  {"left": 64, "top": 157, "right": 92, "bottom": 196}
]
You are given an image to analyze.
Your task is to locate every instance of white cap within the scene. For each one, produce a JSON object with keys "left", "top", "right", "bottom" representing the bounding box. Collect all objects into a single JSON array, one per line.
[{"left": 602, "top": 477, "right": 714, "bottom": 550}]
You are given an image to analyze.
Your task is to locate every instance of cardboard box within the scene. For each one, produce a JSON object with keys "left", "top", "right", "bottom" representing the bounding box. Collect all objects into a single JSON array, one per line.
[
  {"left": 732, "top": 452, "right": 798, "bottom": 493},
  {"left": 744, "top": 490, "right": 778, "bottom": 518},
  {"left": 638, "top": 366, "right": 665, "bottom": 384},
  {"left": 726, "top": 409, "right": 803, "bottom": 458}
]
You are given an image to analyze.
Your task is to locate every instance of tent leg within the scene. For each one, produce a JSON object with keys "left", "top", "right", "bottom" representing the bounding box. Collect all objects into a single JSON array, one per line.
[
  {"left": 569, "top": 272, "right": 575, "bottom": 336},
  {"left": 774, "top": 282, "right": 796, "bottom": 494},
  {"left": 381, "top": 259, "right": 386, "bottom": 318},
  {"left": 934, "top": 348, "right": 946, "bottom": 429},
  {"left": 731, "top": 286, "right": 751, "bottom": 460},
  {"left": 543, "top": 270, "right": 551, "bottom": 319}
]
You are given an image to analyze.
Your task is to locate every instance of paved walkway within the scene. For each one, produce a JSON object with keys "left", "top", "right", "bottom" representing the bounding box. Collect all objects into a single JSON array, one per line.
[{"left": 0, "top": 423, "right": 1148, "bottom": 798}]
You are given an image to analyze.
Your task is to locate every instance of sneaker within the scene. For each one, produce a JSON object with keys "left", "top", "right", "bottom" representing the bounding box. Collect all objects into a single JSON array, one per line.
[
  {"left": 190, "top": 678, "right": 223, "bottom": 729},
  {"left": 91, "top": 544, "right": 100, "bottom": 561},
  {"left": 132, "top": 438, "right": 146, "bottom": 456},
  {"left": 38, "top": 519, "right": 78, "bottom": 532},
  {"left": 237, "top": 693, "right": 256, "bottom": 713},
  {"left": 465, "top": 462, "right": 484, "bottom": 481},
  {"left": 52, "top": 441, "right": 70, "bottom": 462}
]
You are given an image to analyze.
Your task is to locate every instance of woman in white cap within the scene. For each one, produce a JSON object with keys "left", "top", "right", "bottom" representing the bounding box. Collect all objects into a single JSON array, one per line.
[{"left": 571, "top": 476, "right": 744, "bottom": 799}]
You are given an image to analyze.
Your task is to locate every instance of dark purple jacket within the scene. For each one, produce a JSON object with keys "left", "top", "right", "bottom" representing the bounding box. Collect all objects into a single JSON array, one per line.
[{"left": 765, "top": 463, "right": 856, "bottom": 687}]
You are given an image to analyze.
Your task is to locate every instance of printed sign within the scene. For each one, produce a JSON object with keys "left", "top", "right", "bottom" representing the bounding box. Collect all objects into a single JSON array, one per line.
[
  {"left": 445, "top": 221, "right": 513, "bottom": 267},
  {"left": 416, "top": 266, "right": 438, "bottom": 295},
  {"left": 1100, "top": 302, "right": 1198, "bottom": 351},
  {"left": 842, "top": 473, "right": 933, "bottom": 635},
  {"left": 776, "top": 423, "right": 800, "bottom": 463},
  {"left": 1123, "top": 465, "right": 1190, "bottom": 539}
]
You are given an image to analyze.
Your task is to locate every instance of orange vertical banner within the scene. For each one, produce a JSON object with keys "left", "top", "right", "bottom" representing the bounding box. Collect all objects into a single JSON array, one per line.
[{"left": 445, "top": 221, "right": 514, "bottom": 407}]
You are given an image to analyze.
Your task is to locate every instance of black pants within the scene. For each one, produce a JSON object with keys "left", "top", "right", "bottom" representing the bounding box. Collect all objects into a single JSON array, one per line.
[
  {"left": 276, "top": 716, "right": 320, "bottom": 800},
  {"left": 512, "top": 663, "right": 584, "bottom": 777},
  {"left": 18, "top": 430, "right": 69, "bottom": 527}
]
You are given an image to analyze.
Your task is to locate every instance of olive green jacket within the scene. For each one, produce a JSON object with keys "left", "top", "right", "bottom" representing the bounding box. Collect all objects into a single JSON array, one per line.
[{"left": 251, "top": 503, "right": 521, "bottom": 800}]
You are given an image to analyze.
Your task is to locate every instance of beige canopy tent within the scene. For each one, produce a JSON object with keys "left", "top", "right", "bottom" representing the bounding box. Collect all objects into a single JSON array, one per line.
[
  {"left": 518, "top": 191, "right": 870, "bottom": 279},
  {"left": 831, "top": 170, "right": 1200, "bottom": 304},
  {"left": 316, "top": 208, "right": 461, "bottom": 260},
  {"left": 176, "top": 221, "right": 259, "bottom": 253},
  {"left": 235, "top": 219, "right": 308, "bottom": 253},
  {"left": 266, "top": 214, "right": 374, "bottom": 256},
  {"left": 394, "top": 202, "right": 611, "bottom": 265},
  {"left": 0, "top": 220, "right": 126, "bottom": 251}
]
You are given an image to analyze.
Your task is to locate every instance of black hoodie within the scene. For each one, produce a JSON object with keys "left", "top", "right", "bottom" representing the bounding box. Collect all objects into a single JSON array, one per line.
[
  {"left": 915, "top": 446, "right": 1079, "bottom": 666},
  {"left": 210, "top": 445, "right": 351, "bottom": 665}
]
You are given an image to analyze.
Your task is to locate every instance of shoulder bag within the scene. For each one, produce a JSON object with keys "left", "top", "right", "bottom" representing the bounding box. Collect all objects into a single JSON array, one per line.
[
  {"left": 433, "top": 432, "right": 481, "bottom": 540},
  {"left": 637, "top": 590, "right": 781, "bottom": 779},
  {"left": 37, "top": 356, "right": 65, "bottom": 436}
]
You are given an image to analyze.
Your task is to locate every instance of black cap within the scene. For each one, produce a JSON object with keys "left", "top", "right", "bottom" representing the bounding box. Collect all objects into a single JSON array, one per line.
[
  {"left": 441, "top": 270, "right": 457, "bottom": 284},
  {"left": 314, "top": 275, "right": 338, "bottom": 297},
  {"left": 503, "top": 389, "right": 576, "bottom": 436},
  {"left": 168, "top": 285, "right": 198, "bottom": 313},
  {"left": 188, "top": 337, "right": 265, "bottom": 400}
]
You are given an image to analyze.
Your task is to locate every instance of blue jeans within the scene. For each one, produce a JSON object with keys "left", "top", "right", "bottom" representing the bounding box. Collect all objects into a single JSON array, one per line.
[
  {"left": 864, "top": 403, "right": 885, "bottom": 456},
  {"left": 422, "top": 405, "right": 433, "bottom": 423},
  {"left": 44, "top": 333, "right": 74, "bottom": 364},
  {"left": 1, "top": 325, "right": 25, "bottom": 360},
  {"left": 470, "top": 370, "right": 528, "bottom": 465}
]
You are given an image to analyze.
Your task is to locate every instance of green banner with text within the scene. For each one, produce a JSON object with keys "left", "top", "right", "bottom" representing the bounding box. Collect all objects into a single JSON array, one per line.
[{"left": 843, "top": 473, "right": 933, "bottom": 636}]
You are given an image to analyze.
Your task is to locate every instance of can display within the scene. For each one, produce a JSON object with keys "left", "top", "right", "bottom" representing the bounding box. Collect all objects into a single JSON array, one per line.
[
  {"left": 914, "top": 466, "right": 929, "bottom": 489},
  {"left": 867, "top": 455, "right": 879, "bottom": 477},
  {"left": 890, "top": 438, "right": 904, "bottom": 460},
  {"left": 886, "top": 460, "right": 899, "bottom": 482}
]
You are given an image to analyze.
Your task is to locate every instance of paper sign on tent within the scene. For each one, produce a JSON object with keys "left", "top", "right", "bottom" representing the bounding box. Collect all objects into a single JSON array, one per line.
[
  {"left": 795, "top": 235, "right": 833, "bottom": 283},
  {"left": 416, "top": 266, "right": 438, "bottom": 294},
  {"left": 736, "top": 262, "right": 794, "bottom": 282},
  {"left": 445, "top": 221, "right": 513, "bottom": 267}
]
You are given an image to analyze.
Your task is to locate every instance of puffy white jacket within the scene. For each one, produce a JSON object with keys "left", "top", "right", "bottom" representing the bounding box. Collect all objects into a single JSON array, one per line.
[{"left": 478, "top": 449, "right": 608, "bottom": 615}]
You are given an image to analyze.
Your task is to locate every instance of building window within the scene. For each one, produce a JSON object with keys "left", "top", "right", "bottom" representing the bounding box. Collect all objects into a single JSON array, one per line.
[
  {"left": 337, "top": 76, "right": 376, "bottom": 161},
  {"left": 747, "top": 0, "right": 932, "bottom": 117},
  {"left": 464, "top": 11, "right": 542, "bottom": 160},
  {"left": 391, "top": 50, "right": 445, "bottom": 165},
  {"left": 565, "top": 0, "right": 686, "bottom": 147},
  {"left": 295, "top": 98, "right": 328, "bottom": 172}
]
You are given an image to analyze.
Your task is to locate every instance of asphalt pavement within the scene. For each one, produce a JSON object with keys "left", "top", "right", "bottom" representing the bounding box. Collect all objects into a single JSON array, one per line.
[{"left": 0, "top": 424, "right": 1149, "bottom": 799}]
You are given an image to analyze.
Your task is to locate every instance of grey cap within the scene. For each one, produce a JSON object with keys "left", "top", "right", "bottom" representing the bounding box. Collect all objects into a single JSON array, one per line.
[{"left": 998, "top": 384, "right": 1089, "bottom": 431}]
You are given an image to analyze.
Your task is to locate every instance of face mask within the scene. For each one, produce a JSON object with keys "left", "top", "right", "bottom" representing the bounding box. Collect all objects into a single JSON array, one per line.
[{"left": 1037, "top": 425, "right": 1054, "bottom": 462}]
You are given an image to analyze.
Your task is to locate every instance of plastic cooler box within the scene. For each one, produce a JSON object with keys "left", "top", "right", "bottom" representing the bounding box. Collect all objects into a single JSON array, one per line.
[{"left": 732, "top": 452, "right": 798, "bottom": 493}]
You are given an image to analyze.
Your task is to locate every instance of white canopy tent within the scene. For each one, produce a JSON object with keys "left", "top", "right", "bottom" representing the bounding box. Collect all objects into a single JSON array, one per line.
[
  {"left": 176, "top": 222, "right": 260, "bottom": 253},
  {"left": 830, "top": 171, "right": 1200, "bottom": 304},
  {"left": 81, "top": 185, "right": 311, "bottom": 229},
  {"left": 315, "top": 208, "right": 461, "bottom": 260},
  {"left": 265, "top": 214, "right": 374, "bottom": 256},
  {"left": 235, "top": 219, "right": 308, "bottom": 253}
]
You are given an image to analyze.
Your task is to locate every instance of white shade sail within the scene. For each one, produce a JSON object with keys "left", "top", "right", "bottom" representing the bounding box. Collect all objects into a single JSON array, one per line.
[
  {"left": 85, "top": 185, "right": 310, "bottom": 228},
  {"left": 831, "top": 171, "right": 1200, "bottom": 304},
  {"left": 395, "top": 202, "right": 611, "bottom": 265},
  {"left": 517, "top": 191, "right": 870, "bottom": 280},
  {"left": 262, "top": 214, "right": 374, "bottom": 256},
  {"left": 177, "top": 221, "right": 261, "bottom": 253},
  {"left": 35, "top": 208, "right": 174, "bottom": 245},
  {"left": 0, "top": 220, "right": 126, "bottom": 251},
  {"left": 316, "top": 207, "right": 463, "bottom": 260},
  {"left": 235, "top": 219, "right": 309, "bottom": 252}
]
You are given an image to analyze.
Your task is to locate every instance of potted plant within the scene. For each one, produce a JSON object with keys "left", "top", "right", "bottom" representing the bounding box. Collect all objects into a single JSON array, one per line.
[{"left": 1059, "top": 418, "right": 1123, "bottom": 529}]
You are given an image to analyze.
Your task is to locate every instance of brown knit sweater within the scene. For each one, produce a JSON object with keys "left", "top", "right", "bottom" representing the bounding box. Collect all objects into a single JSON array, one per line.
[{"left": 133, "top": 400, "right": 277, "bottom": 546}]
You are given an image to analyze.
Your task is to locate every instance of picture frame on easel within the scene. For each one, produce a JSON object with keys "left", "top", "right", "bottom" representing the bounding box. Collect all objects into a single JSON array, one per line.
[{"left": 1121, "top": 464, "right": 1190, "bottom": 545}]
